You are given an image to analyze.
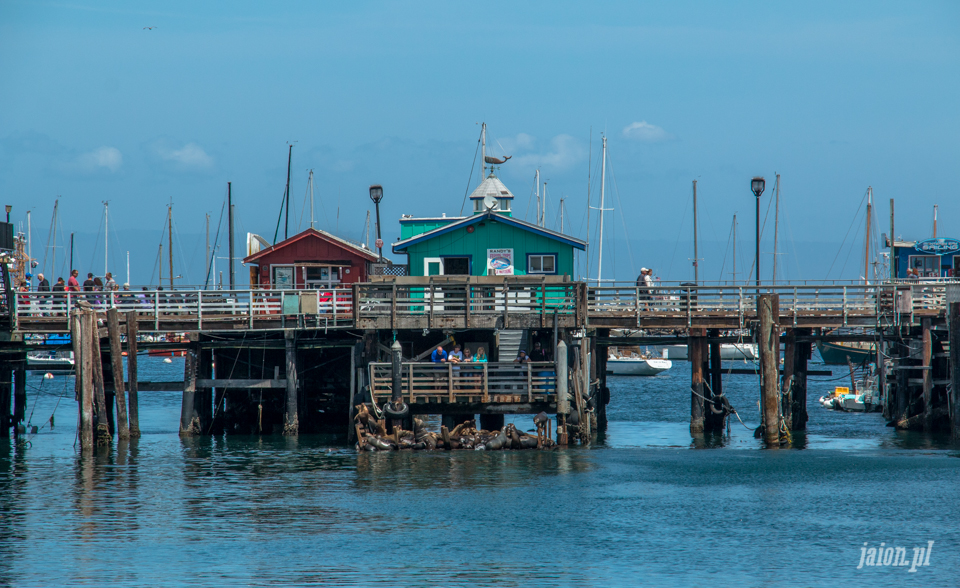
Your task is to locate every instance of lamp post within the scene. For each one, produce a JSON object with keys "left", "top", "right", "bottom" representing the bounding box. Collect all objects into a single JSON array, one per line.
[
  {"left": 751, "top": 177, "right": 765, "bottom": 288},
  {"left": 369, "top": 185, "right": 384, "bottom": 262},
  {"left": 4, "top": 205, "right": 10, "bottom": 222}
]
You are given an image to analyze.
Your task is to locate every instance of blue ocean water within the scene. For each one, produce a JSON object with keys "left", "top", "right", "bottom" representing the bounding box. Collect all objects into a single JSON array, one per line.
[{"left": 1, "top": 356, "right": 958, "bottom": 587}]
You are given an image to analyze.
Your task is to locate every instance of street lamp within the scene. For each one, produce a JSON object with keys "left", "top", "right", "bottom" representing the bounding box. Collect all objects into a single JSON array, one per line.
[
  {"left": 4, "top": 205, "right": 10, "bottom": 222},
  {"left": 368, "top": 185, "right": 384, "bottom": 262},
  {"left": 751, "top": 177, "right": 765, "bottom": 288}
]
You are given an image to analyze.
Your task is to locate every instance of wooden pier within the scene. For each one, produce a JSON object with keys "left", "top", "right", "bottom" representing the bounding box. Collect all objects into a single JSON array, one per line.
[{"left": 2, "top": 276, "right": 959, "bottom": 448}]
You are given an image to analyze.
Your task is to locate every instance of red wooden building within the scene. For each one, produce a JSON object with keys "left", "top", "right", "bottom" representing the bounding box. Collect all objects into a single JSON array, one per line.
[{"left": 243, "top": 228, "right": 379, "bottom": 289}]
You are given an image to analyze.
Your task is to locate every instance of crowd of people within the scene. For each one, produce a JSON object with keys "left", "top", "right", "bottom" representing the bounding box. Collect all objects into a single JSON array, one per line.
[
  {"left": 430, "top": 339, "right": 552, "bottom": 364},
  {"left": 17, "top": 270, "right": 130, "bottom": 293}
]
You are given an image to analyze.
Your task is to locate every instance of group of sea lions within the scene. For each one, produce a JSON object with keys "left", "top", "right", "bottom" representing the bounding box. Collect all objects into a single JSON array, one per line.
[{"left": 355, "top": 404, "right": 555, "bottom": 451}]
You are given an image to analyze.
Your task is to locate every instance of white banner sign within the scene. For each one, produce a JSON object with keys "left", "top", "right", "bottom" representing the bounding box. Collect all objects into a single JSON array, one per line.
[{"left": 487, "top": 248, "right": 514, "bottom": 275}]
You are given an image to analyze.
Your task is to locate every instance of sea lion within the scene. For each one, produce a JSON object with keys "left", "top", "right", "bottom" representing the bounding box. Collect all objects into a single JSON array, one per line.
[
  {"left": 449, "top": 420, "right": 475, "bottom": 437},
  {"left": 366, "top": 436, "right": 396, "bottom": 451},
  {"left": 484, "top": 427, "right": 509, "bottom": 450}
]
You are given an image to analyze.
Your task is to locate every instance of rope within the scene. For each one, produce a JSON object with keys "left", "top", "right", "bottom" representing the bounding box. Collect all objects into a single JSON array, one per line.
[{"left": 690, "top": 382, "right": 753, "bottom": 431}]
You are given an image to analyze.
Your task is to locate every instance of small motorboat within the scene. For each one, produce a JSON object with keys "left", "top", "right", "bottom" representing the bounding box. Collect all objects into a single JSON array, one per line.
[
  {"left": 661, "top": 343, "right": 758, "bottom": 361},
  {"left": 606, "top": 352, "right": 672, "bottom": 376},
  {"left": 27, "top": 349, "right": 75, "bottom": 370}
]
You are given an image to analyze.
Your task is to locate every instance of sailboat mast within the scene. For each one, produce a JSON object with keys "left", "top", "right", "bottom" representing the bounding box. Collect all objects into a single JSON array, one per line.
[
  {"left": 309, "top": 170, "right": 316, "bottom": 229},
  {"left": 126, "top": 251, "right": 130, "bottom": 286},
  {"left": 228, "top": 182, "right": 235, "bottom": 290},
  {"left": 560, "top": 197, "right": 565, "bottom": 233},
  {"left": 167, "top": 203, "right": 174, "bottom": 290},
  {"left": 732, "top": 214, "right": 737, "bottom": 284},
  {"left": 865, "top": 187, "right": 872, "bottom": 284},
  {"left": 773, "top": 174, "right": 780, "bottom": 284},
  {"left": 542, "top": 181, "right": 548, "bottom": 228},
  {"left": 596, "top": 136, "right": 607, "bottom": 285},
  {"left": 104, "top": 201, "right": 108, "bottom": 276},
  {"left": 205, "top": 213, "right": 210, "bottom": 284},
  {"left": 692, "top": 180, "right": 698, "bottom": 284},
  {"left": 51, "top": 199, "right": 58, "bottom": 277},
  {"left": 481, "top": 123, "right": 486, "bottom": 178},
  {"left": 933, "top": 204, "right": 938, "bottom": 238},
  {"left": 26, "top": 210, "right": 31, "bottom": 268},
  {"left": 535, "top": 169, "right": 540, "bottom": 225},
  {"left": 284, "top": 144, "right": 293, "bottom": 240}
]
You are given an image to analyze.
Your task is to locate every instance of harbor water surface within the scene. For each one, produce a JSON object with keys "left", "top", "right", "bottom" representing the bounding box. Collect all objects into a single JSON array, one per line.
[{"left": 2, "top": 356, "right": 959, "bottom": 587}]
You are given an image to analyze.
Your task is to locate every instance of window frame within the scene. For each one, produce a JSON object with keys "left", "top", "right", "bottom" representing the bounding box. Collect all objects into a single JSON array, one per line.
[{"left": 526, "top": 253, "right": 557, "bottom": 275}]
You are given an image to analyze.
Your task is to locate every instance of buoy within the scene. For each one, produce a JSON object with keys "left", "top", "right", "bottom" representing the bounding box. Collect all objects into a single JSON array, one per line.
[
  {"left": 44, "top": 373, "right": 54, "bottom": 379},
  {"left": 163, "top": 358, "right": 173, "bottom": 364}
]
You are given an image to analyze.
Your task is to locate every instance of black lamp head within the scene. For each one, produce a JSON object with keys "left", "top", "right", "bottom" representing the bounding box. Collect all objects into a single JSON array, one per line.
[
  {"left": 368, "top": 184, "right": 384, "bottom": 204},
  {"left": 751, "top": 177, "right": 765, "bottom": 198}
]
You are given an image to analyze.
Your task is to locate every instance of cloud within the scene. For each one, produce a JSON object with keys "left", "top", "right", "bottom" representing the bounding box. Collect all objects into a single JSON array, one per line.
[
  {"left": 495, "top": 132, "right": 536, "bottom": 154},
  {"left": 156, "top": 142, "right": 213, "bottom": 168},
  {"left": 622, "top": 121, "right": 670, "bottom": 142},
  {"left": 512, "top": 134, "right": 586, "bottom": 169},
  {"left": 75, "top": 146, "right": 123, "bottom": 172},
  {"left": 145, "top": 138, "right": 214, "bottom": 173}
]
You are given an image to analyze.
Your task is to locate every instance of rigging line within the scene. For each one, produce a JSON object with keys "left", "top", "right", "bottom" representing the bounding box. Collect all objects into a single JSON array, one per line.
[
  {"left": 524, "top": 170, "right": 537, "bottom": 222},
  {"left": 56, "top": 209, "right": 68, "bottom": 276},
  {"left": 87, "top": 205, "right": 106, "bottom": 273},
  {"left": 606, "top": 154, "right": 637, "bottom": 278},
  {"left": 743, "top": 184, "right": 779, "bottom": 282},
  {"left": 825, "top": 188, "right": 869, "bottom": 279},
  {"left": 666, "top": 190, "right": 690, "bottom": 282},
  {"left": 838, "top": 215, "right": 865, "bottom": 279},
  {"left": 297, "top": 172, "right": 311, "bottom": 231},
  {"left": 272, "top": 185, "right": 287, "bottom": 244},
  {"left": 458, "top": 130, "right": 482, "bottom": 216},
  {"left": 718, "top": 216, "right": 735, "bottom": 283},
  {"left": 42, "top": 202, "right": 56, "bottom": 277},
  {"left": 205, "top": 199, "right": 227, "bottom": 288},
  {"left": 149, "top": 215, "right": 168, "bottom": 285},
  {"left": 172, "top": 215, "right": 192, "bottom": 285}
]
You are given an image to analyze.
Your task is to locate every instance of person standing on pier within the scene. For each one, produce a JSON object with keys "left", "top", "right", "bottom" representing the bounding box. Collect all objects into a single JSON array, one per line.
[
  {"left": 36, "top": 273, "right": 50, "bottom": 315},
  {"left": 52, "top": 277, "right": 66, "bottom": 316},
  {"left": 67, "top": 270, "right": 80, "bottom": 292},
  {"left": 104, "top": 272, "right": 116, "bottom": 291},
  {"left": 82, "top": 273, "right": 95, "bottom": 291},
  {"left": 473, "top": 347, "right": 488, "bottom": 362},
  {"left": 431, "top": 345, "right": 448, "bottom": 362},
  {"left": 529, "top": 341, "right": 549, "bottom": 362},
  {"left": 637, "top": 267, "right": 655, "bottom": 309}
]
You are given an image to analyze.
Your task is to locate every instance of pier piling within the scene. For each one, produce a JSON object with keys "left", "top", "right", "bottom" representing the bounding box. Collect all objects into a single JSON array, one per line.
[
  {"left": 706, "top": 334, "right": 724, "bottom": 433},
  {"left": 106, "top": 308, "right": 129, "bottom": 439},
  {"left": 0, "top": 366, "right": 10, "bottom": 437},
  {"left": 556, "top": 340, "right": 569, "bottom": 445},
  {"left": 124, "top": 311, "right": 140, "bottom": 437},
  {"left": 949, "top": 292, "right": 960, "bottom": 438},
  {"left": 179, "top": 337, "right": 200, "bottom": 436},
  {"left": 759, "top": 294, "right": 781, "bottom": 447},
  {"left": 78, "top": 311, "right": 94, "bottom": 449},
  {"left": 90, "top": 313, "right": 111, "bottom": 445},
  {"left": 13, "top": 361, "right": 25, "bottom": 435},
  {"left": 284, "top": 331, "right": 299, "bottom": 436},
  {"left": 689, "top": 328, "right": 706, "bottom": 436},
  {"left": 922, "top": 319, "right": 932, "bottom": 432}
]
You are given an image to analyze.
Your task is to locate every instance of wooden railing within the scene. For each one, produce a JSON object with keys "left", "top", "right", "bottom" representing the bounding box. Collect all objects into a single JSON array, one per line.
[
  {"left": 355, "top": 278, "right": 581, "bottom": 329},
  {"left": 10, "top": 279, "right": 952, "bottom": 334},
  {"left": 369, "top": 361, "right": 558, "bottom": 405}
]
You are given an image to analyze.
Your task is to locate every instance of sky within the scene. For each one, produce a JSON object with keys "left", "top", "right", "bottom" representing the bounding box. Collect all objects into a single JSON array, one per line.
[{"left": 2, "top": 1, "right": 958, "bottom": 286}]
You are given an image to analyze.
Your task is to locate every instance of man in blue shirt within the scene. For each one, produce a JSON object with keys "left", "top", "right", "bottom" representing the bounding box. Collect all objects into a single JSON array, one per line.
[{"left": 431, "top": 345, "right": 448, "bottom": 362}]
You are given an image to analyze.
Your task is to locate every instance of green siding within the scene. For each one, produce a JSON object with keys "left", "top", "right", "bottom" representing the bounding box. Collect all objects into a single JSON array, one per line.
[
  {"left": 400, "top": 219, "right": 456, "bottom": 240},
  {"left": 404, "top": 218, "right": 575, "bottom": 277}
]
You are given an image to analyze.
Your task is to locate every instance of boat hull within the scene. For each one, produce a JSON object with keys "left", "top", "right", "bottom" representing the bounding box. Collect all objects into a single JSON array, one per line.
[
  {"left": 662, "top": 344, "right": 758, "bottom": 361},
  {"left": 816, "top": 341, "right": 874, "bottom": 366},
  {"left": 606, "top": 358, "right": 672, "bottom": 376}
]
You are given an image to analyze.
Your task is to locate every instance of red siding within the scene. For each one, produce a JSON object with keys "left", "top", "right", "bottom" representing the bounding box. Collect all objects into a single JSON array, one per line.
[{"left": 248, "top": 232, "right": 373, "bottom": 287}]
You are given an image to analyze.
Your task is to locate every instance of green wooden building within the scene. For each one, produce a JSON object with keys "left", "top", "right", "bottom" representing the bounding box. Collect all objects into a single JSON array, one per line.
[{"left": 392, "top": 172, "right": 585, "bottom": 277}]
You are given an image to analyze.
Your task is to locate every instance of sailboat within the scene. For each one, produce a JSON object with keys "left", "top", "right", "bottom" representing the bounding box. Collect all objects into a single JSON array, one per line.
[
  {"left": 593, "top": 136, "right": 671, "bottom": 376},
  {"left": 817, "top": 186, "right": 876, "bottom": 366}
]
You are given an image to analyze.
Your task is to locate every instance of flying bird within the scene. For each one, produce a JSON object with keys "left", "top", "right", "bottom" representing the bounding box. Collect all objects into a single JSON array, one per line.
[{"left": 143, "top": 26, "right": 157, "bottom": 30}]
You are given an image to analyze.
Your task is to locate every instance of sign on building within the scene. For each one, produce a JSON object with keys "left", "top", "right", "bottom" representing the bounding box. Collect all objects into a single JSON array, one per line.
[{"left": 487, "top": 248, "right": 514, "bottom": 275}]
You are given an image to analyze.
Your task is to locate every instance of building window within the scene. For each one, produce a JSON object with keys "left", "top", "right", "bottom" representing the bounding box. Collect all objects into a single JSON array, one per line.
[
  {"left": 909, "top": 255, "right": 940, "bottom": 278},
  {"left": 528, "top": 254, "right": 556, "bottom": 274}
]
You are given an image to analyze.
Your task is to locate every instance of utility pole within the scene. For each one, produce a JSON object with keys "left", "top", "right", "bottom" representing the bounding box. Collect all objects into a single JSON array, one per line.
[{"left": 228, "top": 181, "right": 235, "bottom": 290}]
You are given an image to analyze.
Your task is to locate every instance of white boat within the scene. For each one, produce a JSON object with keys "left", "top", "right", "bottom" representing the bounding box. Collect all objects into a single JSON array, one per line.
[
  {"left": 27, "top": 350, "right": 75, "bottom": 370},
  {"left": 661, "top": 343, "right": 758, "bottom": 361},
  {"left": 607, "top": 354, "right": 672, "bottom": 376}
]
